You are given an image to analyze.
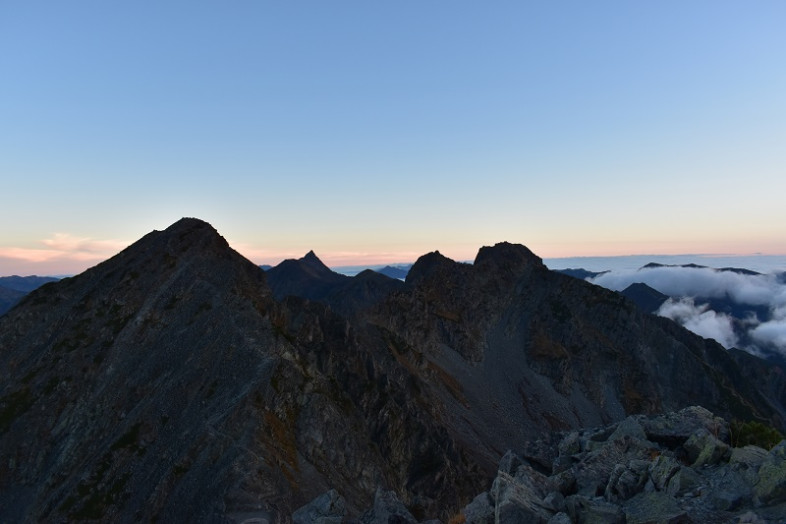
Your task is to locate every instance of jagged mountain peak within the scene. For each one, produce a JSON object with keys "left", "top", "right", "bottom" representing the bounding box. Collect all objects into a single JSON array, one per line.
[
  {"left": 473, "top": 241, "right": 543, "bottom": 271},
  {"left": 405, "top": 250, "right": 461, "bottom": 286}
]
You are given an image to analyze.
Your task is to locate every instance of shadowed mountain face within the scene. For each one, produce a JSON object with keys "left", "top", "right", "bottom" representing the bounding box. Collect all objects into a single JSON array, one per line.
[
  {"left": 1, "top": 219, "right": 785, "bottom": 522},
  {"left": 620, "top": 282, "right": 670, "bottom": 313},
  {"left": 266, "top": 253, "right": 404, "bottom": 317}
]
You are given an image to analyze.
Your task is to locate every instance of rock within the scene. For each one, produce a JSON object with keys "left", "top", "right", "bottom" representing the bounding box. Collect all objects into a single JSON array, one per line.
[
  {"left": 462, "top": 492, "right": 494, "bottom": 524},
  {"left": 622, "top": 491, "right": 686, "bottom": 524},
  {"left": 769, "top": 440, "right": 786, "bottom": 460},
  {"left": 547, "top": 513, "right": 572, "bottom": 524},
  {"left": 704, "top": 467, "right": 750, "bottom": 511},
  {"left": 649, "top": 455, "right": 681, "bottom": 491},
  {"left": 565, "top": 495, "right": 624, "bottom": 524},
  {"left": 753, "top": 458, "right": 786, "bottom": 505},
  {"left": 360, "top": 489, "right": 418, "bottom": 524},
  {"left": 604, "top": 462, "right": 647, "bottom": 502},
  {"left": 683, "top": 428, "right": 730, "bottom": 467},
  {"left": 641, "top": 406, "right": 729, "bottom": 447},
  {"left": 490, "top": 461, "right": 557, "bottom": 524},
  {"left": 559, "top": 431, "right": 581, "bottom": 456},
  {"left": 292, "top": 489, "right": 346, "bottom": 524},
  {"left": 730, "top": 445, "right": 769, "bottom": 467},
  {"left": 665, "top": 466, "right": 702, "bottom": 497},
  {"left": 607, "top": 417, "right": 648, "bottom": 443}
]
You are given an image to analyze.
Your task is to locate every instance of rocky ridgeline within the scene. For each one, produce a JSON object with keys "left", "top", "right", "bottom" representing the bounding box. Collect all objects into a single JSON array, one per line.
[{"left": 292, "top": 407, "right": 786, "bottom": 524}]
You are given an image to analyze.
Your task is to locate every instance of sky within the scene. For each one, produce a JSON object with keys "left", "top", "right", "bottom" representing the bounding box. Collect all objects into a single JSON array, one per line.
[{"left": 1, "top": 1, "right": 785, "bottom": 275}]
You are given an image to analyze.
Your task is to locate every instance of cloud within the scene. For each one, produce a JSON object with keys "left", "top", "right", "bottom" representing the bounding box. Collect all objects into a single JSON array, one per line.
[
  {"left": 657, "top": 298, "right": 739, "bottom": 349},
  {"left": 587, "top": 264, "right": 786, "bottom": 356},
  {"left": 589, "top": 265, "right": 781, "bottom": 306},
  {"left": 0, "top": 234, "right": 130, "bottom": 275}
]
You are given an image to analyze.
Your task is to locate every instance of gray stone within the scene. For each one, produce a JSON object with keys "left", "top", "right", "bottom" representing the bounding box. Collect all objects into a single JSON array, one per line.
[
  {"left": 498, "top": 450, "right": 525, "bottom": 476},
  {"left": 705, "top": 467, "right": 750, "bottom": 511},
  {"left": 730, "top": 445, "right": 769, "bottom": 467},
  {"left": 665, "top": 466, "right": 702, "bottom": 497},
  {"left": 641, "top": 406, "right": 729, "bottom": 445},
  {"left": 292, "top": 489, "right": 346, "bottom": 524},
  {"left": 649, "top": 455, "right": 681, "bottom": 491},
  {"left": 604, "top": 462, "right": 647, "bottom": 502},
  {"left": 462, "top": 492, "right": 494, "bottom": 524},
  {"left": 683, "top": 428, "right": 729, "bottom": 467},
  {"left": 559, "top": 431, "right": 581, "bottom": 456},
  {"left": 547, "top": 513, "right": 572, "bottom": 524},
  {"left": 543, "top": 491, "right": 565, "bottom": 513},
  {"left": 608, "top": 417, "right": 648, "bottom": 443},
  {"left": 491, "top": 466, "right": 556, "bottom": 524},
  {"left": 623, "top": 491, "right": 686, "bottom": 524},
  {"left": 565, "top": 495, "right": 624, "bottom": 524},
  {"left": 360, "top": 488, "right": 417, "bottom": 524},
  {"left": 769, "top": 440, "right": 786, "bottom": 460},
  {"left": 753, "top": 458, "right": 786, "bottom": 505}
]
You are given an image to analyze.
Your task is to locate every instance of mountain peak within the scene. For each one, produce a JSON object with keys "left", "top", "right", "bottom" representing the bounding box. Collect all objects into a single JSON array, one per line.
[
  {"left": 405, "top": 250, "right": 458, "bottom": 286},
  {"left": 473, "top": 242, "right": 543, "bottom": 271}
]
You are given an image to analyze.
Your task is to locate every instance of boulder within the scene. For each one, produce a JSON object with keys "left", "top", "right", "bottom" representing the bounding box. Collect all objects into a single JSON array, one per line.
[
  {"left": 462, "top": 492, "right": 494, "bottom": 524},
  {"left": 641, "top": 406, "right": 729, "bottom": 447},
  {"left": 622, "top": 491, "right": 686, "bottom": 524},
  {"left": 292, "top": 489, "right": 346, "bottom": 524},
  {"left": 648, "top": 455, "right": 681, "bottom": 491},
  {"left": 360, "top": 489, "right": 417, "bottom": 524},
  {"left": 565, "top": 495, "right": 624, "bottom": 524},
  {"left": 683, "top": 428, "right": 730, "bottom": 467}
]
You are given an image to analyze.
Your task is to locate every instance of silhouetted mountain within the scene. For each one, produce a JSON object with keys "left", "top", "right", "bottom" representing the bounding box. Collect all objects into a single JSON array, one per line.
[
  {"left": 376, "top": 265, "right": 410, "bottom": 280},
  {"left": 642, "top": 262, "right": 761, "bottom": 275},
  {"left": 0, "top": 275, "right": 59, "bottom": 293},
  {"left": 0, "top": 285, "right": 25, "bottom": 316},
  {"left": 266, "top": 253, "right": 404, "bottom": 317},
  {"left": 0, "top": 276, "right": 60, "bottom": 316},
  {"left": 555, "top": 267, "right": 608, "bottom": 280},
  {"left": 620, "top": 282, "right": 670, "bottom": 313},
  {"left": 266, "top": 250, "right": 349, "bottom": 301},
  {"left": 1, "top": 219, "right": 785, "bottom": 522}
]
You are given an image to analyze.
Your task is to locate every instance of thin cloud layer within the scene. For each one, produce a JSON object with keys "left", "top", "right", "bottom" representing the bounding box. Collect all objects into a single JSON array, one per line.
[{"left": 0, "top": 234, "right": 129, "bottom": 275}]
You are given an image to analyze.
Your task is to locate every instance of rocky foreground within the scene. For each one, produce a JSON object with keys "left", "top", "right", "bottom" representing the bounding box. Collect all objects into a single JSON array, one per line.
[{"left": 293, "top": 407, "right": 786, "bottom": 524}]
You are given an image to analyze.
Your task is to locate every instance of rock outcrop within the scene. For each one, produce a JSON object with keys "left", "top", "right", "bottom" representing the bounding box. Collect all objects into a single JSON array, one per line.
[{"left": 454, "top": 406, "right": 786, "bottom": 524}]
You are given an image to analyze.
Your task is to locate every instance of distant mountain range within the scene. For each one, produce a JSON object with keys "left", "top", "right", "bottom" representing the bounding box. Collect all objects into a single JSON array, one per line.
[
  {"left": 1, "top": 219, "right": 785, "bottom": 521},
  {"left": 0, "top": 275, "right": 59, "bottom": 315}
]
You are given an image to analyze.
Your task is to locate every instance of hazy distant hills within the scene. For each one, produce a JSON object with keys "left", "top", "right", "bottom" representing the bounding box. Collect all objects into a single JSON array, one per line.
[
  {"left": 1, "top": 218, "right": 785, "bottom": 521},
  {"left": 0, "top": 276, "right": 59, "bottom": 315}
]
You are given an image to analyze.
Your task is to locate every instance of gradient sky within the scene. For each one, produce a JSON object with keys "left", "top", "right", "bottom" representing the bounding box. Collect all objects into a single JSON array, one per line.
[{"left": 1, "top": 1, "right": 784, "bottom": 275}]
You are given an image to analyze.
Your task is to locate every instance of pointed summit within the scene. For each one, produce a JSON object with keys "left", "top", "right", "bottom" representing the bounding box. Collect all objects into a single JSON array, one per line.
[{"left": 266, "top": 250, "right": 348, "bottom": 301}]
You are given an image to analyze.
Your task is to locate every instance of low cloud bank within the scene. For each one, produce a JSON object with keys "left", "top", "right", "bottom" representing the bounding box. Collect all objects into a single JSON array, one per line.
[
  {"left": 656, "top": 298, "right": 738, "bottom": 349},
  {"left": 588, "top": 265, "right": 786, "bottom": 357}
]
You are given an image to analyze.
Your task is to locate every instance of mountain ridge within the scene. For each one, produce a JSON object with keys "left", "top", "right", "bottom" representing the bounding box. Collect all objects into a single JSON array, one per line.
[{"left": 1, "top": 217, "right": 785, "bottom": 522}]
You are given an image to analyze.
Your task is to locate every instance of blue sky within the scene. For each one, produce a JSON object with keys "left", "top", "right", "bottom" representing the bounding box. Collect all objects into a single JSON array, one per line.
[{"left": 1, "top": 1, "right": 784, "bottom": 275}]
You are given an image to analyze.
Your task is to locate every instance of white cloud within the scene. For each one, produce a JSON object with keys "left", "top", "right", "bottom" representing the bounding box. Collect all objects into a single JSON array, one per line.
[
  {"left": 656, "top": 298, "right": 738, "bottom": 349},
  {"left": 589, "top": 266, "right": 781, "bottom": 306}
]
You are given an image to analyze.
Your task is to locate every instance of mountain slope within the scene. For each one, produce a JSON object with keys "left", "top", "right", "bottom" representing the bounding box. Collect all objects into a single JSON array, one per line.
[
  {"left": 0, "top": 219, "right": 484, "bottom": 521},
  {"left": 1, "top": 222, "right": 784, "bottom": 522}
]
